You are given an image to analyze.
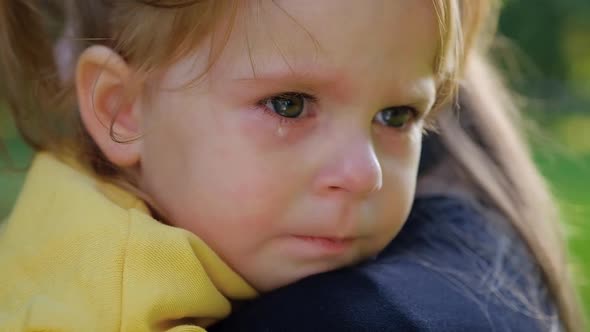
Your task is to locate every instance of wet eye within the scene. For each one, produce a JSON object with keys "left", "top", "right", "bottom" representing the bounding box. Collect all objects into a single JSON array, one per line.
[
  {"left": 265, "top": 93, "right": 305, "bottom": 118},
  {"left": 374, "top": 106, "right": 416, "bottom": 129}
]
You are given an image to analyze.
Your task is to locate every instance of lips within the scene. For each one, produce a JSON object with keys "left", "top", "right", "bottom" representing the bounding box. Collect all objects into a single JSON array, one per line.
[
  {"left": 294, "top": 235, "right": 354, "bottom": 245},
  {"left": 291, "top": 235, "right": 355, "bottom": 254}
]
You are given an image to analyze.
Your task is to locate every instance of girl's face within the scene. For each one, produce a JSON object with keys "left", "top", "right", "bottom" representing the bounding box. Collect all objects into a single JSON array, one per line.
[{"left": 138, "top": 0, "right": 438, "bottom": 291}]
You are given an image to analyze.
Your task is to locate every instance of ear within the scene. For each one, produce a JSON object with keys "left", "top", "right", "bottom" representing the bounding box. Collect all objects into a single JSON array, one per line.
[{"left": 76, "top": 45, "right": 142, "bottom": 168}]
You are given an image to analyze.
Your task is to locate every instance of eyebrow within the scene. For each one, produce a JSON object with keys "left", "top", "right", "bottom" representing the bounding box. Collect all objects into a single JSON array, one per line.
[
  {"left": 402, "top": 78, "right": 437, "bottom": 111},
  {"left": 231, "top": 64, "right": 354, "bottom": 100},
  {"left": 230, "top": 63, "right": 436, "bottom": 110}
]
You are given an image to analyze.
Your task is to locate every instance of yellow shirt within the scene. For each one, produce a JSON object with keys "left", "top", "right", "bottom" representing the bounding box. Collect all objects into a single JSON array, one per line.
[{"left": 0, "top": 153, "right": 256, "bottom": 331}]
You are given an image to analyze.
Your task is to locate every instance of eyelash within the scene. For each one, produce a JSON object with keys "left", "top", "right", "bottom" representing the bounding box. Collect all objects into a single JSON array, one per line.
[
  {"left": 255, "top": 91, "right": 421, "bottom": 130},
  {"left": 373, "top": 106, "right": 421, "bottom": 131},
  {"left": 256, "top": 92, "right": 318, "bottom": 126}
]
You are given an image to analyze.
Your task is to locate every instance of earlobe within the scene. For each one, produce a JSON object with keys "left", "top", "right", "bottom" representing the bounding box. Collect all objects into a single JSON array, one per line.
[{"left": 76, "top": 45, "right": 142, "bottom": 168}]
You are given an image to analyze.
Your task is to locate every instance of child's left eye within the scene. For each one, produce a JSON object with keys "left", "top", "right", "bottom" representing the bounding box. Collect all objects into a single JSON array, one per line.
[{"left": 374, "top": 106, "right": 417, "bottom": 129}]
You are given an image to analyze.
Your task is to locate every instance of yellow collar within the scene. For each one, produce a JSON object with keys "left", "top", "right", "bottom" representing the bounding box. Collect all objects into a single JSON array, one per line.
[{"left": 1, "top": 153, "right": 256, "bottom": 330}]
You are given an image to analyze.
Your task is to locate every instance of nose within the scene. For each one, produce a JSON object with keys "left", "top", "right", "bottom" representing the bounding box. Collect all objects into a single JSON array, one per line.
[{"left": 313, "top": 135, "right": 383, "bottom": 198}]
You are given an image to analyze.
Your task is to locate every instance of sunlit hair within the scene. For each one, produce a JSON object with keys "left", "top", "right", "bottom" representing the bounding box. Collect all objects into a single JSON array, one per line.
[{"left": 0, "top": 1, "right": 583, "bottom": 330}]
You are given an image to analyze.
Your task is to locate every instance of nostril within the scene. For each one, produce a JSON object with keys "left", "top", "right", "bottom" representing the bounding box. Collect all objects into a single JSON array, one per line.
[{"left": 328, "top": 185, "right": 343, "bottom": 191}]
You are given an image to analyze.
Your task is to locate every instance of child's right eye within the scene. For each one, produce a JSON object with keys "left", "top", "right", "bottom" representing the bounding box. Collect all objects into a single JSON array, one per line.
[
  {"left": 267, "top": 93, "right": 304, "bottom": 118},
  {"left": 259, "top": 92, "right": 316, "bottom": 119}
]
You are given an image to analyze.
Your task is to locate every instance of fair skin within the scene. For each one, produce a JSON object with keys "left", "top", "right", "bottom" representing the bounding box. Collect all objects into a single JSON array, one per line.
[{"left": 76, "top": 0, "right": 438, "bottom": 291}]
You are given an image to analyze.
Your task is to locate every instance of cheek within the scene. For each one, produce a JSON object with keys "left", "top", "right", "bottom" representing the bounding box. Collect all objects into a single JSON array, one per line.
[
  {"left": 237, "top": 105, "right": 317, "bottom": 149},
  {"left": 378, "top": 167, "right": 417, "bottom": 227},
  {"left": 364, "top": 166, "right": 417, "bottom": 257},
  {"left": 141, "top": 107, "right": 306, "bottom": 240},
  {"left": 375, "top": 128, "right": 422, "bottom": 231},
  {"left": 378, "top": 125, "right": 423, "bottom": 187}
]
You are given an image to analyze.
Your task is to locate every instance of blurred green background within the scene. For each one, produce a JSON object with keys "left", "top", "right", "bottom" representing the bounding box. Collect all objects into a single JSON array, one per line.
[
  {"left": 498, "top": 0, "right": 590, "bottom": 319},
  {"left": 1, "top": 0, "right": 590, "bottom": 322}
]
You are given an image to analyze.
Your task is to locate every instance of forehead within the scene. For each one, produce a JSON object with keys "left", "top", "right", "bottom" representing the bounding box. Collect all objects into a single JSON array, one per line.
[
  {"left": 257, "top": 0, "right": 440, "bottom": 65},
  {"left": 174, "top": 0, "right": 440, "bottom": 97}
]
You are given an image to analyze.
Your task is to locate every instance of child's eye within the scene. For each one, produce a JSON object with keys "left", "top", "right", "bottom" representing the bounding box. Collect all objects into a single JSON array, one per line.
[
  {"left": 374, "top": 106, "right": 417, "bottom": 129},
  {"left": 262, "top": 93, "right": 309, "bottom": 118}
]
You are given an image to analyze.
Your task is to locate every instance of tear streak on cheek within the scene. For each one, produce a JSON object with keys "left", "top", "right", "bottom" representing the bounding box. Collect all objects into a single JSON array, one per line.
[{"left": 238, "top": 109, "right": 312, "bottom": 148}]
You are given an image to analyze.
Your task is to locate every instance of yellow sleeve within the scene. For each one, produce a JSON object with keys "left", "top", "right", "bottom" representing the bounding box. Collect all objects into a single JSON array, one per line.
[
  {"left": 0, "top": 300, "right": 89, "bottom": 332},
  {"left": 0, "top": 308, "right": 207, "bottom": 332},
  {"left": 118, "top": 210, "right": 255, "bottom": 332},
  {"left": 0, "top": 154, "right": 255, "bottom": 331},
  {"left": 0, "top": 209, "right": 253, "bottom": 332}
]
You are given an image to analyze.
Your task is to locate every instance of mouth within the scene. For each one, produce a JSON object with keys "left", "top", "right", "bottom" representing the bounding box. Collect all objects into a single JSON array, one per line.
[{"left": 289, "top": 235, "right": 356, "bottom": 256}]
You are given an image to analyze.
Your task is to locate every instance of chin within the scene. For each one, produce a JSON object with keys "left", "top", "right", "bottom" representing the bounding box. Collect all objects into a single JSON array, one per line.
[
  {"left": 246, "top": 245, "right": 369, "bottom": 292},
  {"left": 247, "top": 266, "right": 323, "bottom": 292},
  {"left": 271, "top": 262, "right": 361, "bottom": 292}
]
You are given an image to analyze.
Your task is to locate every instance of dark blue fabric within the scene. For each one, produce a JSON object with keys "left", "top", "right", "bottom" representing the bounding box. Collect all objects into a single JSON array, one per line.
[{"left": 210, "top": 196, "right": 557, "bottom": 332}]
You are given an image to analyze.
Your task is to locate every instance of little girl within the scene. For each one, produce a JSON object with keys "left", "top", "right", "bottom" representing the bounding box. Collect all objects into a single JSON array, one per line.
[{"left": 0, "top": 0, "right": 581, "bottom": 331}]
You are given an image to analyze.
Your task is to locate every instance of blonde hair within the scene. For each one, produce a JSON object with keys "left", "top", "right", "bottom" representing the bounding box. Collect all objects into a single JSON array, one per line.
[{"left": 0, "top": 1, "right": 582, "bottom": 330}]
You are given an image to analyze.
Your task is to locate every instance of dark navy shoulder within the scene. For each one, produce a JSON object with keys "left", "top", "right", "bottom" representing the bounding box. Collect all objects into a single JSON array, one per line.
[{"left": 210, "top": 196, "right": 558, "bottom": 332}]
